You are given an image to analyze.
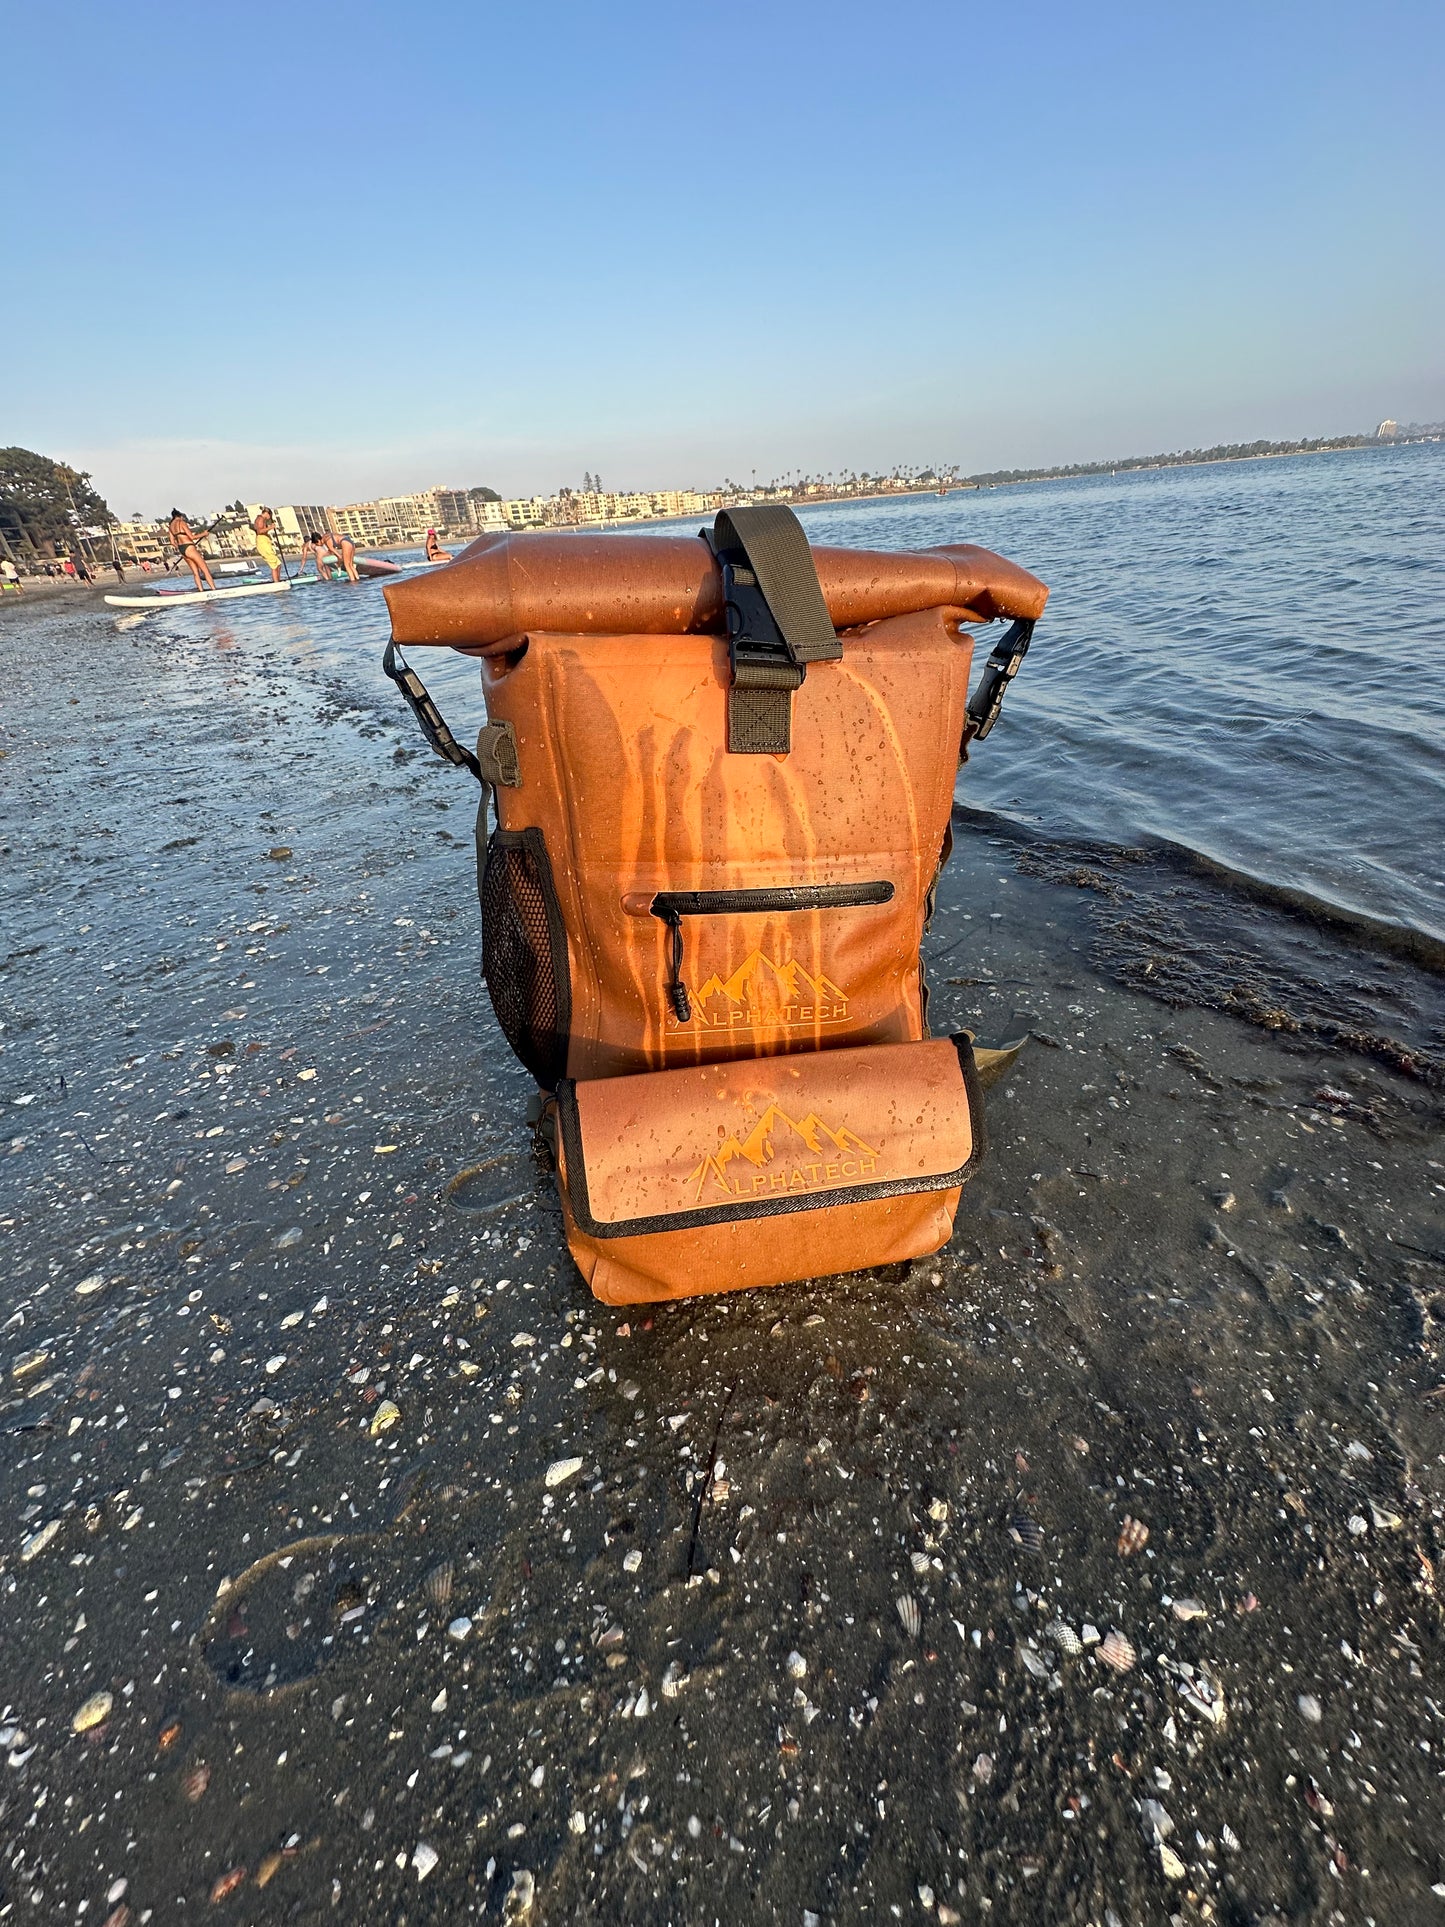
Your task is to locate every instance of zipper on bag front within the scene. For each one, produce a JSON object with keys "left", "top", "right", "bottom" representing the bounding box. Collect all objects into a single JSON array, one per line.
[{"left": 650, "top": 881, "right": 894, "bottom": 1022}]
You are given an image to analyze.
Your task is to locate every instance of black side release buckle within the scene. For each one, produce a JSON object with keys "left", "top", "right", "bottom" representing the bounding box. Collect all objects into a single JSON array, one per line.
[
  {"left": 704, "top": 505, "right": 840, "bottom": 756},
  {"left": 960, "top": 618, "right": 1034, "bottom": 760},
  {"left": 382, "top": 638, "right": 482, "bottom": 783}
]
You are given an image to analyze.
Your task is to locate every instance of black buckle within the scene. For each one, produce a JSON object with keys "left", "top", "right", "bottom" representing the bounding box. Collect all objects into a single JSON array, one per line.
[
  {"left": 381, "top": 639, "right": 482, "bottom": 783},
  {"left": 961, "top": 619, "right": 1034, "bottom": 758}
]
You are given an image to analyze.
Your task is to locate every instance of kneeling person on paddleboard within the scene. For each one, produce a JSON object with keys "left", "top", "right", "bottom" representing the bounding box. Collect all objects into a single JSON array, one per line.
[{"left": 168, "top": 511, "right": 217, "bottom": 594}]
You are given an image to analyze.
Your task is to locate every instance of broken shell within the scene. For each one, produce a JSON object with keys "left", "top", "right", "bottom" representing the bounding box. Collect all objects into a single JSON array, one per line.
[
  {"left": 1298, "top": 1693, "right": 1323, "bottom": 1723},
  {"left": 369, "top": 1399, "right": 401, "bottom": 1438},
  {"left": 1018, "top": 1642, "right": 1049, "bottom": 1679},
  {"left": 1159, "top": 1843, "right": 1187, "bottom": 1881},
  {"left": 72, "top": 1690, "right": 114, "bottom": 1734},
  {"left": 1177, "top": 1670, "right": 1227, "bottom": 1728},
  {"left": 102, "top": 1907, "right": 131, "bottom": 1927},
  {"left": 1116, "top": 1515, "right": 1149, "bottom": 1556},
  {"left": 1097, "top": 1629, "right": 1136, "bottom": 1673},
  {"left": 1369, "top": 1500, "right": 1403, "bottom": 1531},
  {"left": 423, "top": 1562, "right": 454, "bottom": 1610},
  {"left": 157, "top": 1718, "right": 183, "bottom": 1751},
  {"left": 209, "top": 1868, "right": 246, "bottom": 1902},
  {"left": 910, "top": 1550, "right": 932, "bottom": 1576},
  {"left": 182, "top": 1761, "right": 212, "bottom": 1802},
  {"left": 545, "top": 1456, "right": 584, "bottom": 1489},
  {"left": 1008, "top": 1515, "right": 1044, "bottom": 1554},
  {"left": 502, "top": 1868, "right": 536, "bottom": 1922},
  {"left": 1170, "top": 1597, "right": 1208, "bottom": 1622},
  {"left": 896, "top": 1594, "right": 922, "bottom": 1637},
  {"left": 255, "top": 1852, "right": 284, "bottom": 1889},
  {"left": 20, "top": 1519, "right": 61, "bottom": 1563},
  {"left": 1046, "top": 1619, "right": 1082, "bottom": 1656},
  {"left": 411, "top": 1842, "right": 439, "bottom": 1883},
  {"left": 926, "top": 1498, "right": 949, "bottom": 1524},
  {"left": 784, "top": 1650, "right": 808, "bottom": 1681}
]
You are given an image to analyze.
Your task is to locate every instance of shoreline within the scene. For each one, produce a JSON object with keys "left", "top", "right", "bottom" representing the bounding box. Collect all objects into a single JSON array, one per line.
[{"left": 2, "top": 593, "right": 1443, "bottom": 1920}]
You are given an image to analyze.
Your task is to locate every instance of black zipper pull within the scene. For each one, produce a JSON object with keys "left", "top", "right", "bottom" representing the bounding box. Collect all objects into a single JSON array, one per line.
[{"left": 659, "top": 907, "right": 692, "bottom": 1021}]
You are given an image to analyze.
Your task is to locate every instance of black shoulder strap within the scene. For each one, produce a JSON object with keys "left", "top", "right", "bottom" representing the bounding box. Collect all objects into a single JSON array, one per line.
[{"left": 707, "top": 505, "right": 840, "bottom": 755}]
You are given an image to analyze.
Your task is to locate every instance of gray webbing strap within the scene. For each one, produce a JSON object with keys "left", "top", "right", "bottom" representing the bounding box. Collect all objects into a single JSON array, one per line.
[{"left": 710, "top": 506, "right": 841, "bottom": 755}]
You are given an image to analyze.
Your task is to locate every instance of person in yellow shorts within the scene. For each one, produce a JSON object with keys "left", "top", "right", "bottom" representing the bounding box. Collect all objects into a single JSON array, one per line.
[{"left": 252, "top": 506, "right": 283, "bottom": 582}]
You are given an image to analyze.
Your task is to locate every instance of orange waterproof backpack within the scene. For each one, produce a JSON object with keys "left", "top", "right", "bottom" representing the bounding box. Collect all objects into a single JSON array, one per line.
[{"left": 381, "top": 508, "right": 1047, "bottom": 1304}]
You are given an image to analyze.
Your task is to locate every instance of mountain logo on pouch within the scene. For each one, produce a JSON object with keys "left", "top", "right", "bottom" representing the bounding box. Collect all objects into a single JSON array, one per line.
[
  {"left": 668, "top": 949, "right": 848, "bottom": 1032},
  {"left": 688, "top": 1104, "right": 878, "bottom": 1204}
]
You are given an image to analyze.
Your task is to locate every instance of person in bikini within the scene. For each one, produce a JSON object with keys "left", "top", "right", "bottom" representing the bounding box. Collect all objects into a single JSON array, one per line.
[
  {"left": 320, "top": 529, "right": 359, "bottom": 582},
  {"left": 252, "top": 506, "right": 283, "bottom": 582},
  {"left": 168, "top": 511, "right": 217, "bottom": 593},
  {"left": 300, "top": 530, "right": 342, "bottom": 580},
  {"left": 424, "top": 527, "right": 452, "bottom": 563}
]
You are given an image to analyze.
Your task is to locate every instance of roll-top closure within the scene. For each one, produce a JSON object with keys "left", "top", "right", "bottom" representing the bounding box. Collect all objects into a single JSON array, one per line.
[{"left": 383, "top": 529, "right": 1048, "bottom": 652}]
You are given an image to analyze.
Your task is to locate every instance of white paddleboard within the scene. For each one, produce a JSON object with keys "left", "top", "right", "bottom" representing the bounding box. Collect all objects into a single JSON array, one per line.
[{"left": 105, "top": 580, "right": 292, "bottom": 609}]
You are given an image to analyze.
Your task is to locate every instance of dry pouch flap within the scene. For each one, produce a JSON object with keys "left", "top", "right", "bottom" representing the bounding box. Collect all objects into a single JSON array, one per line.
[{"left": 557, "top": 1036, "right": 983, "bottom": 1240}]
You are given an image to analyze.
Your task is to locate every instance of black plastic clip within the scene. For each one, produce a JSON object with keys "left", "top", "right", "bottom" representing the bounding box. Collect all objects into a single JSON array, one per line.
[
  {"left": 382, "top": 639, "right": 482, "bottom": 783},
  {"left": 960, "top": 619, "right": 1034, "bottom": 760}
]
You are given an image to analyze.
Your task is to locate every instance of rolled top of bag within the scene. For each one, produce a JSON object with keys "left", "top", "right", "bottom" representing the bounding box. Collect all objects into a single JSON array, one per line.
[{"left": 382, "top": 528, "right": 1048, "bottom": 652}]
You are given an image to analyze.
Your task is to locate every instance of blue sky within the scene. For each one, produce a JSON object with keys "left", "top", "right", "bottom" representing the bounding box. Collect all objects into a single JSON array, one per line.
[{"left": 4, "top": 0, "right": 1441, "bottom": 513}]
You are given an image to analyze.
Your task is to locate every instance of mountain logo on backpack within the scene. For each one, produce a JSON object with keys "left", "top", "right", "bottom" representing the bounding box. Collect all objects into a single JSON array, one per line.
[
  {"left": 670, "top": 949, "right": 849, "bottom": 1032},
  {"left": 688, "top": 1104, "right": 878, "bottom": 1203}
]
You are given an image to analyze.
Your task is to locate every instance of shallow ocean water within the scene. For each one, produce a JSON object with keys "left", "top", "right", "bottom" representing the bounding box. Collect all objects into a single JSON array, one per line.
[
  {"left": 795, "top": 440, "right": 1445, "bottom": 943},
  {"left": 141, "top": 440, "right": 1444, "bottom": 944}
]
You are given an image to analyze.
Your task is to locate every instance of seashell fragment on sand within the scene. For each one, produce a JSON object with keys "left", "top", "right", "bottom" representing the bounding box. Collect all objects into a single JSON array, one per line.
[
  {"left": 1046, "top": 1619, "right": 1082, "bottom": 1656},
  {"left": 1116, "top": 1515, "right": 1149, "bottom": 1556},
  {"left": 369, "top": 1399, "right": 401, "bottom": 1438},
  {"left": 423, "top": 1561, "right": 454, "bottom": 1610},
  {"left": 545, "top": 1456, "right": 584, "bottom": 1489},
  {"left": 896, "top": 1593, "right": 922, "bottom": 1637},
  {"left": 1097, "top": 1629, "right": 1136, "bottom": 1673},
  {"left": 1008, "top": 1515, "right": 1044, "bottom": 1554},
  {"left": 72, "top": 1691, "right": 114, "bottom": 1733}
]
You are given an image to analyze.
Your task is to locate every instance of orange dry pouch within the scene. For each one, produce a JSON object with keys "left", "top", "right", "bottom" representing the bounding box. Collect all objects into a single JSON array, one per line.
[
  {"left": 381, "top": 506, "right": 1046, "bottom": 1304},
  {"left": 554, "top": 1036, "right": 984, "bottom": 1306}
]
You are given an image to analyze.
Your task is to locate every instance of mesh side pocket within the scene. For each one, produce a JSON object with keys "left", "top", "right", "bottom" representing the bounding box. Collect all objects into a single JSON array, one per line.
[{"left": 479, "top": 829, "right": 571, "bottom": 1087}]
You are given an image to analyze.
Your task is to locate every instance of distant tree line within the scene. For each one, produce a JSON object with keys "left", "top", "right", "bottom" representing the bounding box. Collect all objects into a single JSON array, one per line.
[
  {"left": 0, "top": 446, "right": 112, "bottom": 556},
  {"left": 963, "top": 435, "right": 1384, "bottom": 488}
]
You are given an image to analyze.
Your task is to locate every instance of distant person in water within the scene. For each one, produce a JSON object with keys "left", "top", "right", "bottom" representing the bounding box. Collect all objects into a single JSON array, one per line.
[
  {"left": 168, "top": 511, "right": 217, "bottom": 593},
  {"left": 252, "top": 506, "right": 283, "bottom": 583},
  {"left": 319, "top": 529, "right": 359, "bottom": 583},
  {"left": 425, "top": 528, "right": 452, "bottom": 563}
]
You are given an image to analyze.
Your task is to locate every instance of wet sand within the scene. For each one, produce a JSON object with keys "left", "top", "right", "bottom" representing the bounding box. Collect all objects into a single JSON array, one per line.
[{"left": 2, "top": 598, "right": 1444, "bottom": 1925}]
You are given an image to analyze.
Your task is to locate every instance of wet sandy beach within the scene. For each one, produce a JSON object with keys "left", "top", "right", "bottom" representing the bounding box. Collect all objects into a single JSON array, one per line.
[{"left": 3, "top": 596, "right": 1444, "bottom": 1925}]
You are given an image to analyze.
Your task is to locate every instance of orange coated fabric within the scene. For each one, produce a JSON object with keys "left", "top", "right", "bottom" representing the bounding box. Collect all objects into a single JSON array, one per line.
[
  {"left": 382, "top": 528, "right": 1047, "bottom": 652},
  {"left": 556, "top": 1038, "right": 978, "bottom": 1306},
  {"left": 385, "top": 523, "right": 1047, "bottom": 1303},
  {"left": 480, "top": 606, "right": 972, "bottom": 1082}
]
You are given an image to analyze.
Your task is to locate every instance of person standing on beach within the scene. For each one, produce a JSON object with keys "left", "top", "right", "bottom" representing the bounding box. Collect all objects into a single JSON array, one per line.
[
  {"left": 168, "top": 511, "right": 217, "bottom": 593},
  {"left": 0, "top": 558, "right": 21, "bottom": 594},
  {"left": 252, "top": 506, "right": 283, "bottom": 583}
]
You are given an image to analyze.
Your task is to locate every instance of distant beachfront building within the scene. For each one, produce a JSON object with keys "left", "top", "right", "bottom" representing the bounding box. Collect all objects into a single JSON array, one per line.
[
  {"left": 331, "top": 502, "right": 383, "bottom": 546},
  {"left": 471, "top": 497, "right": 508, "bottom": 533},
  {"left": 110, "top": 518, "right": 167, "bottom": 564},
  {"left": 431, "top": 487, "right": 472, "bottom": 533}
]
